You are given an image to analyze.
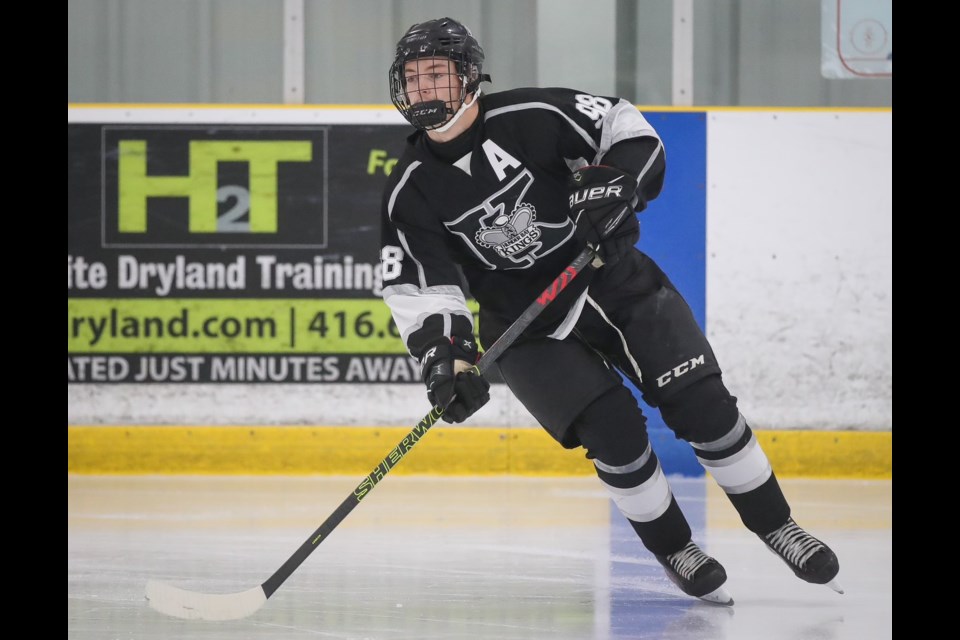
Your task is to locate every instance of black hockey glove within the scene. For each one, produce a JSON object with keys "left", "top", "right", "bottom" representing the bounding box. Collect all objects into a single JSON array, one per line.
[
  {"left": 419, "top": 337, "right": 491, "bottom": 424},
  {"left": 568, "top": 165, "right": 640, "bottom": 265}
]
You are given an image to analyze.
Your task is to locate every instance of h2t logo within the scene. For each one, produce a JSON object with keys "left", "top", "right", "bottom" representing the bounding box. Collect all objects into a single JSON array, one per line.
[{"left": 102, "top": 127, "right": 329, "bottom": 248}]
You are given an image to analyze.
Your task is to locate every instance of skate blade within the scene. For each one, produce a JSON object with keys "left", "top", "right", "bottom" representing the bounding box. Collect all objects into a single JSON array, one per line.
[
  {"left": 825, "top": 578, "right": 844, "bottom": 594},
  {"left": 698, "top": 586, "right": 734, "bottom": 606}
]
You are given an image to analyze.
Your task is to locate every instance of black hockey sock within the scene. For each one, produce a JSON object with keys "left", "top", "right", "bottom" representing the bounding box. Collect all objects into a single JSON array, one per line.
[
  {"left": 725, "top": 473, "right": 791, "bottom": 535},
  {"left": 690, "top": 413, "right": 791, "bottom": 534},
  {"left": 627, "top": 496, "right": 692, "bottom": 556}
]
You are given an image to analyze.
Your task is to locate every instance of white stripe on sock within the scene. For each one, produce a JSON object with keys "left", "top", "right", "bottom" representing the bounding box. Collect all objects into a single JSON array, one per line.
[
  {"left": 600, "top": 463, "right": 673, "bottom": 522},
  {"left": 697, "top": 433, "right": 772, "bottom": 494}
]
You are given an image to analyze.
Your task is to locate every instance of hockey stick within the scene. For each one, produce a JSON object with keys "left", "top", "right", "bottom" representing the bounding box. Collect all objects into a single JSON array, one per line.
[{"left": 145, "top": 246, "right": 603, "bottom": 621}]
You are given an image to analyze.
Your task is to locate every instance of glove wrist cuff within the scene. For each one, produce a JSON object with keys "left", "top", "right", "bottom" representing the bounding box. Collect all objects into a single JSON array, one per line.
[
  {"left": 449, "top": 335, "right": 480, "bottom": 364},
  {"left": 418, "top": 335, "right": 480, "bottom": 383}
]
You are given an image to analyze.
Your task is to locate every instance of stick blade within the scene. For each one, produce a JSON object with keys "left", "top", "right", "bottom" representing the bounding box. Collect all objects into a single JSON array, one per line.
[{"left": 145, "top": 579, "right": 267, "bottom": 621}]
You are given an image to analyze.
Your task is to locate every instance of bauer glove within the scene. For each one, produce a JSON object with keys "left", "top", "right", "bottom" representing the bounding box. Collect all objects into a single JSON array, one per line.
[
  {"left": 568, "top": 165, "right": 641, "bottom": 265},
  {"left": 419, "top": 337, "right": 491, "bottom": 424}
]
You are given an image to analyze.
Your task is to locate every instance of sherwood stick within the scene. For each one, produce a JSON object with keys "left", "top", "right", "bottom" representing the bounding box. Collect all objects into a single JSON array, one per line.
[{"left": 146, "top": 247, "right": 603, "bottom": 621}]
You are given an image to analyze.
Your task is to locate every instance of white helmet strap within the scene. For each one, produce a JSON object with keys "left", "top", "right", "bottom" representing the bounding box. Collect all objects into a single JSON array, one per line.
[{"left": 432, "top": 86, "right": 483, "bottom": 134}]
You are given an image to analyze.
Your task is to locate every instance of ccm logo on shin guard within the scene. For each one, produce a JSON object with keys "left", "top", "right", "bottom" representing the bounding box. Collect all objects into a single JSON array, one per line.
[{"left": 656, "top": 355, "right": 705, "bottom": 387}]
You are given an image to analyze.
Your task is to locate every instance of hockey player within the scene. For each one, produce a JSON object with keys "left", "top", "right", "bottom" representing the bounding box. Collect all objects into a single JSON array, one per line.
[{"left": 379, "top": 16, "right": 842, "bottom": 605}]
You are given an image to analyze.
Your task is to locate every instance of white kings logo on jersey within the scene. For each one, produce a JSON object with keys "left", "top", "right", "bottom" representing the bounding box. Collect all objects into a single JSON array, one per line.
[
  {"left": 445, "top": 168, "right": 573, "bottom": 269},
  {"left": 475, "top": 202, "right": 541, "bottom": 257}
]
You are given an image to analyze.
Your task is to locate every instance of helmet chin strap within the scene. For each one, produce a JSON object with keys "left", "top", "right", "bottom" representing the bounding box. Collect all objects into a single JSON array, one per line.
[{"left": 432, "top": 87, "right": 482, "bottom": 134}]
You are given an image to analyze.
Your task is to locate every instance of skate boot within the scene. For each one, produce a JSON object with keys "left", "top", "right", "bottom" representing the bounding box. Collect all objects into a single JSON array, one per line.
[
  {"left": 654, "top": 540, "right": 734, "bottom": 606},
  {"left": 761, "top": 517, "right": 844, "bottom": 594}
]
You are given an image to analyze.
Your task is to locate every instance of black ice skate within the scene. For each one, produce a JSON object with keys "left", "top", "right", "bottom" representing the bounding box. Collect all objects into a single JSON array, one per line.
[
  {"left": 761, "top": 517, "right": 844, "bottom": 594},
  {"left": 655, "top": 540, "right": 733, "bottom": 606}
]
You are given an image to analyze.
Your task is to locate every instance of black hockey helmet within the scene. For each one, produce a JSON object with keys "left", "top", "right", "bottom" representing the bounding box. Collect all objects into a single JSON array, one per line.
[{"left": 389, "top": 17, "right": 492, "bottom": 130}]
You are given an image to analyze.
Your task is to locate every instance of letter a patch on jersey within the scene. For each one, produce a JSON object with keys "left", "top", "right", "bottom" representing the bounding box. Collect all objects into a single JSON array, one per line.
[{"left": 481, "top": 140, "right": 521, "bottom": 181}]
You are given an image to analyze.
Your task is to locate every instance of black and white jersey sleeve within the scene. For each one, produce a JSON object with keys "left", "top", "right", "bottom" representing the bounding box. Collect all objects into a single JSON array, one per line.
[
  {"left": 379, "top": 156, "right": 476, "bottom": 362},
  {"left": 483, "top": 87, "right": 666, "bottom": 213}
]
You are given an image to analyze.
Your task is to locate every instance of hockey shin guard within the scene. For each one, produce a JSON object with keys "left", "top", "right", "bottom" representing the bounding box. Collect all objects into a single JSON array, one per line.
[
  {"left": 594, "top": 443, "right": 693, "bottom": 555},
  {"left": 691, "top": 413, "right": 791, "bottom": 534},
  {"left": 658, "top": 376, "right": 791, "bottom": 534},
  {"left": 572, "top": 387, "right": 692, "bottom": 555}
]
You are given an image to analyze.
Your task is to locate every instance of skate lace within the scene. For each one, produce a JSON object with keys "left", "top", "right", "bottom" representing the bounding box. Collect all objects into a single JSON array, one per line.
[
  {"left": 764, "top": 518, "right": 823, "bottom": 569},
  {"left": 667, "top": 541, "right": 711, "bottom": 580}
]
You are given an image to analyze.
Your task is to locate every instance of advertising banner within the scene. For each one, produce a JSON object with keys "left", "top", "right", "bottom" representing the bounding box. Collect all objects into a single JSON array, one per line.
[{"left": 67, "top": 122, "right": 433, "bottom": 383}]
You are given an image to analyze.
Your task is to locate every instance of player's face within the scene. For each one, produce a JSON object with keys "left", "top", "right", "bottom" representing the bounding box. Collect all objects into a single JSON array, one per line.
[{"left": 403, "top": 57, "right": 462, "bottom": 106}]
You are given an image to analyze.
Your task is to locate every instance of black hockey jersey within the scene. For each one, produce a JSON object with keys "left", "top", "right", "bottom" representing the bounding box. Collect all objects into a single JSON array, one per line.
[{"left": 379, "top": 86, "right": 664, "bottom": 362}]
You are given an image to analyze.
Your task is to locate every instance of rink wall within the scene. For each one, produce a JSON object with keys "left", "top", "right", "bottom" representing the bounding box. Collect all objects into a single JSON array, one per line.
[{"left": 67, "top": 105, "right": 892, "bottom": 478}]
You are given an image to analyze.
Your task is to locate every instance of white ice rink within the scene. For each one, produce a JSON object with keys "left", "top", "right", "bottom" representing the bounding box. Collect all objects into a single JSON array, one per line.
[{"left": 68, "top": 475, "right": 892, "bottom": 640}]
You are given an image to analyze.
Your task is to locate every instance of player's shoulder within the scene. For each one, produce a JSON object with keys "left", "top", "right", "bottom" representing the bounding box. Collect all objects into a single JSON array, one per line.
[
  {"left": 384, "top": 132, "right": 421, "bottom": 172},
  {"left": 482, "top": 86, "right": 584, "bottom": 111},
  {"left": 380, "top": 137, "right": 422, "bottom": 196}
]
